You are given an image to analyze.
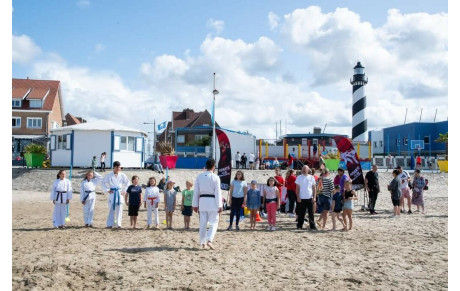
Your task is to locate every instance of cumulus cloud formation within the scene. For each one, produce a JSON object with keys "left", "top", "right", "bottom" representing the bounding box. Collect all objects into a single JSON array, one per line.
[
  {"left": 14, "top": 6, "right": 448, "bottom": 139},
  {"left": 12, "top": 34, "right": 42, "bottom": 64},
  {"left": 206, "top": 18, "right": 224, "bottom": 35}
]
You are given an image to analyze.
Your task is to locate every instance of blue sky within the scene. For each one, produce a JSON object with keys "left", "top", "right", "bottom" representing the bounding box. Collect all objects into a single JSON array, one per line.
[{"left": 10, "top": 0, "right": 449, "bottom": 139}]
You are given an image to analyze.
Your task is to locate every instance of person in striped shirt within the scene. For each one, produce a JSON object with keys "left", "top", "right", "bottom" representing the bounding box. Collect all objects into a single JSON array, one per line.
[{"left": 316, "top": 168, "right": 334, "bottom": 229}]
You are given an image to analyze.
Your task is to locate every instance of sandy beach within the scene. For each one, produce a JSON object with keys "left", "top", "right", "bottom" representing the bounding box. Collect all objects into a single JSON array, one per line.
[{"left": 12, "top": 167, "right": 448, "bottom": 290}]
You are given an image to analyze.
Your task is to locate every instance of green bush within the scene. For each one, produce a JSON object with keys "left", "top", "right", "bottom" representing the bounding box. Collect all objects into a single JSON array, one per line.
[{"left": 24, "top": 143, "right": 47, "bottom": 155}]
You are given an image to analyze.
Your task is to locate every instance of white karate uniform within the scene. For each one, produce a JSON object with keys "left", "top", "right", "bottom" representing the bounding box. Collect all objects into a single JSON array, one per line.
[
  {"left": 192, "top": 170, "right": 222, "bottom": 245},
  {"left": 80, "top": 172, "right": 103, "bottom": 225},
  {"left": 50, "top": 178, "right": 73, "bottom": 227},
  {"left": 102, "top": 171, "right": 130, "bottom": 227},
  {"left": 144, "top": 186, "right": 160, "bottom": 226}
]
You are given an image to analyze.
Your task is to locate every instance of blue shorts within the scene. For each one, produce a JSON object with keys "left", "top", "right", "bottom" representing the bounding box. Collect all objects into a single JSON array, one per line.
[
  {"left": 318, "top": 195, "right": 331, "bottom": 211},
  {"left": 247, "top": 204, "right": 260, "bottom": 210},
  {"left": 343, "top": 200, "right": 354, "bottom": 210}
]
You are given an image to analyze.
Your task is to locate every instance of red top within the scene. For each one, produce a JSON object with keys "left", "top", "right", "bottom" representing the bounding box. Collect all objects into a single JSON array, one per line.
[
  {"left": 285, "top": 175, "right": 297, "bottom": 191},
  {"left": 416, "top": 156, "right": 422, "bottom": 163},
  {"left": 288, "top": 156, "right": 294, "bottom": 166},
  {"left": 274, "top": 175, "right": 284, "bottom": 194}
]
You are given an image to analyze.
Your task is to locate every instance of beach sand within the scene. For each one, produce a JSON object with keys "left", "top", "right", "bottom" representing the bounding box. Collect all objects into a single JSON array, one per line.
[{"left": 12, "top": 168, "right": 448, "bottom": 290}]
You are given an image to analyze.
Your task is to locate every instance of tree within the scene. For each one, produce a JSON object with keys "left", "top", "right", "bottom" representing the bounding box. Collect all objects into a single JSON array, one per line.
[{"left": 435, "top": 133, "right": 448, "bottom": 159}]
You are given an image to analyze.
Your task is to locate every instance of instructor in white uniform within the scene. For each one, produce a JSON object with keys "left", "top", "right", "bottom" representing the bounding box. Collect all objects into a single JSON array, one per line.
[{"left": 192, "top": 158, "right": 222, "bottom": 250}]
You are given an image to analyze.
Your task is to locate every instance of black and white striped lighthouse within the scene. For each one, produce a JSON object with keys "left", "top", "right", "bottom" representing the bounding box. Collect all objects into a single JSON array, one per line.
[{"left": 350, "top": 61, "right": 368, "bottom": 142}]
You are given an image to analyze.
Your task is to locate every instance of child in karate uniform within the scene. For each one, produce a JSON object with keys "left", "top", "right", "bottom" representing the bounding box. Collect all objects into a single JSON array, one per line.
[
  {"left": 80, "top": 170, "right": 103, "bottom": 227},
  {"left": 51, "top": 169, "right": 73, "bottom": 228},
  {"left": 144, "top": 177, "right": 161, "bottom": 229}
]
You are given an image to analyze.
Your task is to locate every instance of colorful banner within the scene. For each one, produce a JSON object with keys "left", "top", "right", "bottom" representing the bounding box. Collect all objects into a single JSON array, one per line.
[
  {"left": 216, "top": 129, "right": 232, "bottom": 190},
  {"left": 333, "top": 136, "right": 365, "bottom": 185}
]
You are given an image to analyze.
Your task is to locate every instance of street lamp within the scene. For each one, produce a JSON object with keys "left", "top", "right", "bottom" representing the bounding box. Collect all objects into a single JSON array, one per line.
[
  {"left": 212, "top": 73, "right": 219, "bottom": 160},
  {"left": 143, "top": 121, "right": 156, "bottom": 156}
]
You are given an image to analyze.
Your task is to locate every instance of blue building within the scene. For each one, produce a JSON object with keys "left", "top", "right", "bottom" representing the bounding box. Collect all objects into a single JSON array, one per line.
[{"left": 370, "top": 121, "right": 448, "bottom": 156}]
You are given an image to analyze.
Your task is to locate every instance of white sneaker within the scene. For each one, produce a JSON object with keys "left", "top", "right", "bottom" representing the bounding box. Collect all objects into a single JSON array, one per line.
[
  {"left": 271, "top": 226, "right": 276, "bottom": 231},
  {"left": 288, "top": 213, "right": 295, "bottom": 218},
  {"left": 266, "top": 226, "right": 272, "bottom": 230}
]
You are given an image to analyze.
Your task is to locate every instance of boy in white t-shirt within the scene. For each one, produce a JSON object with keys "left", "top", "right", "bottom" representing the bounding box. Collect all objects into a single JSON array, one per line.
[{"left": 396, "top": 166, "right": 412, "bottom": 214}]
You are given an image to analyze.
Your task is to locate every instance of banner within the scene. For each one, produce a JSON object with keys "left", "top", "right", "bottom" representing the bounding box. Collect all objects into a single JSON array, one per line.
[
  {"left": 333, "top": 136, "right": 364, "bottom": 185},
  {"left": 216, "top": 129, "right": 232, "bottom": 190}
]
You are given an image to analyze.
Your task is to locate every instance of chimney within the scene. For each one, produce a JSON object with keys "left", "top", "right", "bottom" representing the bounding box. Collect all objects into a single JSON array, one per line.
[
  {"left": 185, "top": 108, "right": 194, "bottom": 120},
  {"left": 313, "top": 127, "right": 321, "bottom": 134}
]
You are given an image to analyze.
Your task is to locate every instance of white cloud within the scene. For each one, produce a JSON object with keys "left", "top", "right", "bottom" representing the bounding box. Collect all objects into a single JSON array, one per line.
[
  {"left": 206, "top": 19, "right": 224, "bottom": 35},
  {"left": 14, "top": 5, "right": 448, "bottom": 141},
  {"left": 76, "top": 1, "right": 90, "bottom": 8},
  {"left": 268, "top": 12, "right": 280, "bottom": 30},
  {"left": 94, "top": 43, "right": 105, "bottom": 53},
  {"left": 12, "top": 34, "right": 42, "bottom": 64}
]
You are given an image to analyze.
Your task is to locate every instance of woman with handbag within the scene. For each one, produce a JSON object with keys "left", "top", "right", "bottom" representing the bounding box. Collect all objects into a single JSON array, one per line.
[{"left": 411, "top": 169, "right": 426, "bottom": 214}]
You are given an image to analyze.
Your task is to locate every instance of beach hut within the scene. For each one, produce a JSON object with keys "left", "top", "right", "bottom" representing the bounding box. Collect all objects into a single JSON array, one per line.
[{"left": 49, "top": 120, "right": 147, "bottom": 168}]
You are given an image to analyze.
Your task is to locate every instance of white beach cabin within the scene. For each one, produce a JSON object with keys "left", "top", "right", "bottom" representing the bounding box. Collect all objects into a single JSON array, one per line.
[{"left": 50, "top": 120, "right": 147, "bottom": 168}]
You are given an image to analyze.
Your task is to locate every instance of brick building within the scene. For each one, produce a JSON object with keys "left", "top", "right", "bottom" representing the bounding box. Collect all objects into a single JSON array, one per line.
[{"left": 12, "top": 78, "right": 65, "bottom": 159}]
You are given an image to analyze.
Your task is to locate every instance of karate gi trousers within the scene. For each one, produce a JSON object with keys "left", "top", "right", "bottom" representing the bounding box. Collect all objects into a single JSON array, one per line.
[
  {"left": 146, "top": 202, "right": 159, "bottom": 226},
  {"left": 83, "top": 198, "right": 95, "bottom": 225},
  {"left": 199, "top": 211, "right": 219, "bottom": 245},
  {"left": 53, "top": 203, "right": 67, "bottom": 227}
]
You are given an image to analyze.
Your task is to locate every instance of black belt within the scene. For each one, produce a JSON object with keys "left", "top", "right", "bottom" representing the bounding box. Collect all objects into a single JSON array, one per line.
[
  {"left": 56, "top": 191, "right": 65, "bottom": 203},
  {"left": 200, "top": 194, "right": 215, "bottom": 198},
  {"left": 266, "top": 198, "right": 277, "bottom": 203}
]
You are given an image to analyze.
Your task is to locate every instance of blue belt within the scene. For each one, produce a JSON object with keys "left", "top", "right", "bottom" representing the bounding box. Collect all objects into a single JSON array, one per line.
[
  {"left": 110, "top": 187, "right": 121, "bottom": 210},
  {"left": 83, "top": 190, "right": 93, "bottom": 202},
  {"left": 56, "top": 191, "right": 65, "bottom": 203}
]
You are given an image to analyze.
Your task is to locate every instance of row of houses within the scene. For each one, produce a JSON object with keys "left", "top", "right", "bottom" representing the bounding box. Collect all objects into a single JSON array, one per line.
[{"left": 12, "top": 77, "right": 448, "bottom": 169}]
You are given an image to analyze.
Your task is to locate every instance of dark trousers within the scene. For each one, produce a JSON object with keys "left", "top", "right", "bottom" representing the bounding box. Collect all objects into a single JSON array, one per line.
[
  {"left": 287, "top": 190, "right": 297, "bottom": 214},
  {"left": 230, "top": 197, "right": 244, "bottom": 225},
  {"left": 236, "top": 161, "right": 240, "bottom": 169},
  {"left": 368, "top": 190, "right": 379, "bottom": 213},
  {"left": 297, "top": 198, "right": 315, "bottom": 229},
  {"left": 100, "top": 162, "right": 105, "bottom": 171}
]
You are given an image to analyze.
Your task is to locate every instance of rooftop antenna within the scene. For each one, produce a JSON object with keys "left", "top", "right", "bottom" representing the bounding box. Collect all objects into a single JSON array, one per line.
[
  {"left": 323, "top": 123, "right": 327, "bottom": 133},
  {"left": 404, "top": 108, "right": 408, "bottom": 124},
  {"left": 419, "top": 108, "right": 423, "bottom": 122},
  {"left": 434, "top": 108, "right": 437, "bottom": 122}
]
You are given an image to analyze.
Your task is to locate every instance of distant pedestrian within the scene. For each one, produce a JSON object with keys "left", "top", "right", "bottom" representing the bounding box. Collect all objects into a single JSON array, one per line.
[
  {"left": 365, "top": 165, "right": 380, "bottom": 215},
  {"left": 235, "top": 151, "right": 241, "bottom": 169},
  {"left": 388, "top": 170, "right": 402, "bottom": 217},
  {"left": 241, "top": 153, "right": 247, "bottom": 169},
  {"left": 91, "top": 156, "right": 98, "bottom": 172},
  {"left": 411, "top": 169, "right": 426, "bottom": 214},
  {"left": 100, "top": 152, "right": 106, "bottom": 172}
]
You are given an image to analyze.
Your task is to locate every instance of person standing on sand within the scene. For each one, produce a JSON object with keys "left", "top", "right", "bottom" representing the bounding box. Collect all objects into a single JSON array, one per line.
[
  {"left": 295, "top": 165, "right": 318, "bottom": 230},
  {"left": 102, "top": 161, "right": 130, "bottom": 228},
  {"left": 235, "top": 151, "right": 241, "bottom": 169},
  {"left": 365, "top": 165, "right": 380, "bottom": 215},
  {"left": 192, "top": 158, "right": 222, "bottom": 250},
  {"left": 50, "top": 169, "right": 73, "bottom": 228},
  {"left": 80, "top": 170, "right": 103, "bottom": 227},
  {"left": 100, "top": 152, "right": 106, "bottom": 172},
  {"left": 397, "top": 166, "right": 412, "bottom": 214}
]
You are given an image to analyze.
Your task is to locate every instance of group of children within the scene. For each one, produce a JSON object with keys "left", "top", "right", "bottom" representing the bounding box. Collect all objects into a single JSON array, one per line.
[{"left": 50, "top": 168, "right": 195, "bottom": 230}]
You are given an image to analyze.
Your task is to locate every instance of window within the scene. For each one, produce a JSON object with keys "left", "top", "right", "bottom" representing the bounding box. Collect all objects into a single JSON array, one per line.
[
  {"left": 52, "top": 121, "right": 59, "bottom": 129},
  {"left": 58, "top": 135, "right": 67, "bottom": 149},
  {"left": 379, "top": 141, "right": 383, "bottom": 147},
  {"left": 12, "top": 117, "right": 21, "bottom": 128},
  {"left": 119, "top": 136, "right": 136, "bottom": 151},
  {"left": 29, "top": 100, "right": 42, "bottom": 108},
  {"left": 424, "top": 136, "right": 430, "bottom": 144},
  {"left": 12, "top": 100, "right": 21, "bottom": 107},
  {"left": 177, "top": 135, "right": 185, "bottom": 143},
  {"left": 403, "top": 137, "right": 408, "bottom": 146},
  {"left": 374, "top": 142, "right": 377, "bottom": 148},
  {"left": 195, "top": 135, "right": 207, "bottom": 141},
  {"left": 27, "top": 118, "right": 42, "bottom": 128}
]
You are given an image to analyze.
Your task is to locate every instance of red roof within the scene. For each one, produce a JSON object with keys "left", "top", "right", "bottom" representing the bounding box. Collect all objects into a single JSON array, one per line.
[
  {"left": 12, "top": 78, "right": 61, "bottom": 111},
  {"left": 65, "top": 113, "right": 82, "bottom": 126}
]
